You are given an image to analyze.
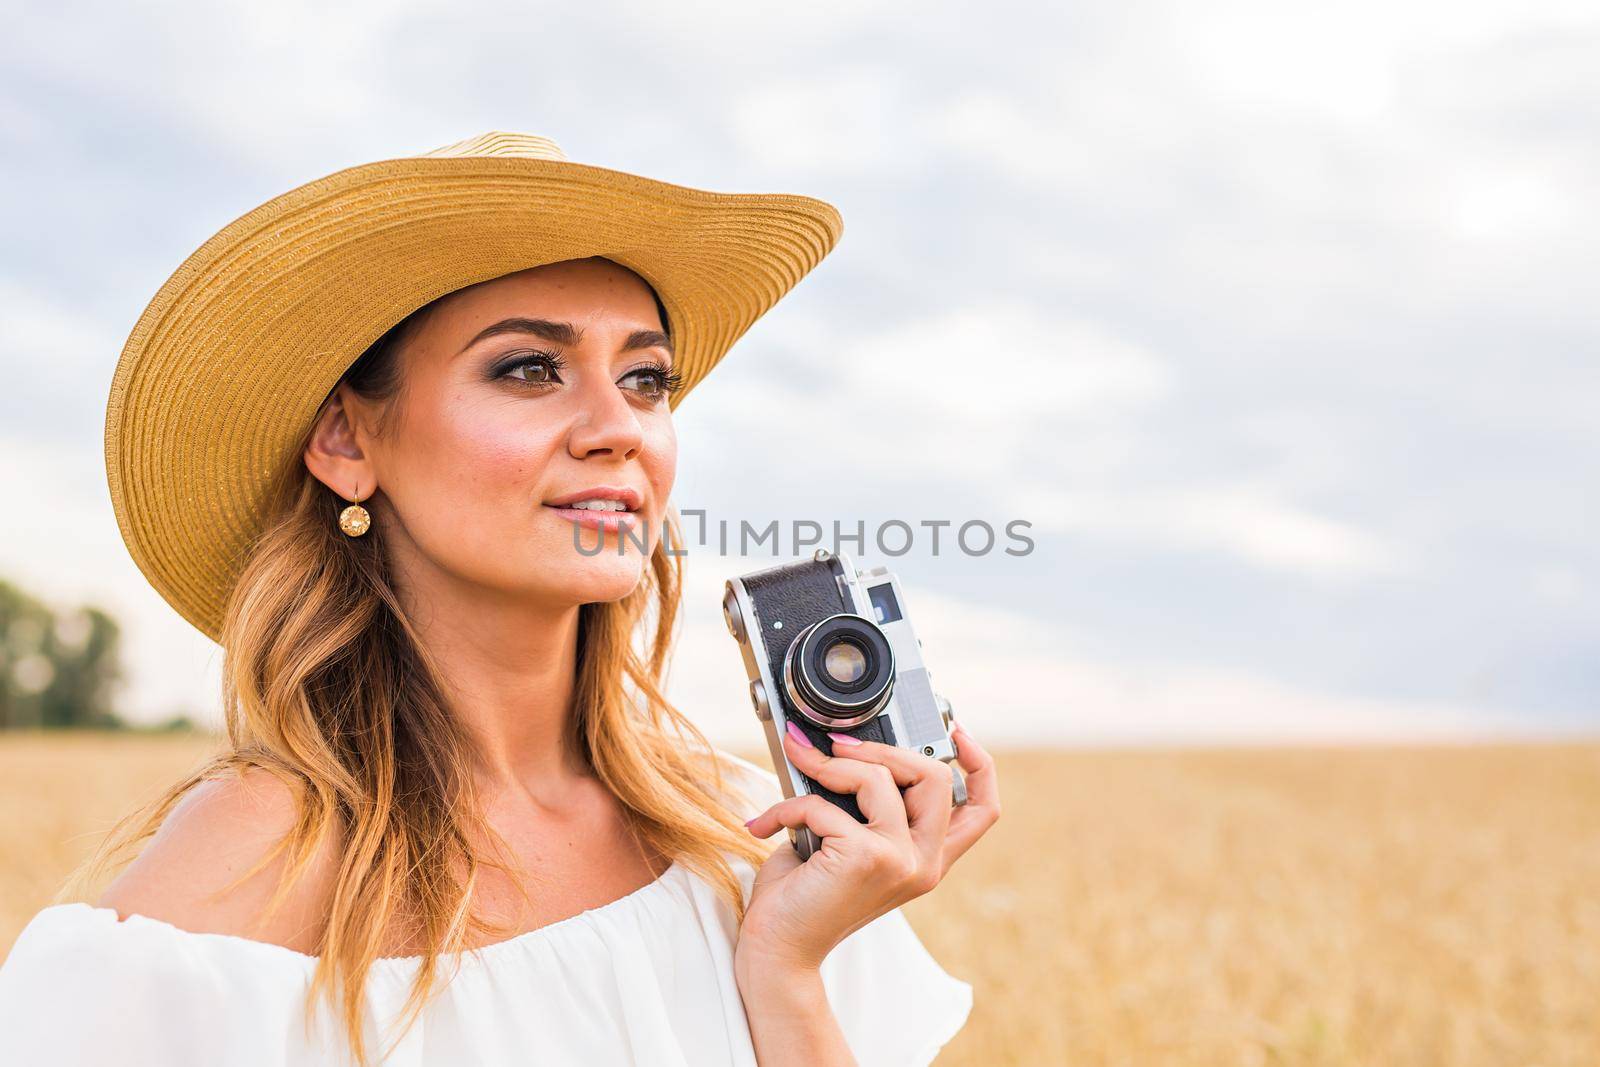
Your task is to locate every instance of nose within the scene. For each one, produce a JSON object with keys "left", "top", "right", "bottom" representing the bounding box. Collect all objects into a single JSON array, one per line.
[{"left": 566, "top": 375, "right": 644, "bottom": 462}]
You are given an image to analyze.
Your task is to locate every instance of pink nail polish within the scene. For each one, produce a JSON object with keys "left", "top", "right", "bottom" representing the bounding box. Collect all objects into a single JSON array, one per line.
[
  {"left": 826, "top": 731, "right": 863, "bottom": 747},
  {"left": 743, "top": 817, "right": 756, "bottom": 827},
  {"left": 785, "top": 720, "right": 814, "bottom": 748}
]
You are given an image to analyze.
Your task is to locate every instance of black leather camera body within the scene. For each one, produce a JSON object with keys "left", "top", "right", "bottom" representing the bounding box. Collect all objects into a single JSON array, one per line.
[{"left": 722, "top": 549, "right": 967, "bottom": 858}]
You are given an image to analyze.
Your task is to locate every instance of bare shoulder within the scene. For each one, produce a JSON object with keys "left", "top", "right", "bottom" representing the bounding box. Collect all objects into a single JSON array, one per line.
[{"left": 96, "top": 765, "right": 343, "bottom": 954}]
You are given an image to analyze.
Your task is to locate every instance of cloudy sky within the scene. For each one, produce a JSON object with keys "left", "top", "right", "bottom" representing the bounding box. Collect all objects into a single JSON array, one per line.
[{"left": 2, "top": 0, "right": 1594, "bottom": 744}]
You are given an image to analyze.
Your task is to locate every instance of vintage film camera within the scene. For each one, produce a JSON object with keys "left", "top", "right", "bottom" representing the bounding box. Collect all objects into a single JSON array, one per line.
[{"left": 722, "top": 549, "right": 967, "bottom": 859}]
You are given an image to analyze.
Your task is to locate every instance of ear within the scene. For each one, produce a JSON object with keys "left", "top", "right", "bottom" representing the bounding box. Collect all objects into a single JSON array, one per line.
[{"left": 303, "top": 384, "right": 378, "bottom": 502}]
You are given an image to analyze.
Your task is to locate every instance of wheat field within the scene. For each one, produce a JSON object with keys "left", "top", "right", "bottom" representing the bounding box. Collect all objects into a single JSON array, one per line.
[{"left": 2, "top": 733, "right": 1597, "bottom": 1066}]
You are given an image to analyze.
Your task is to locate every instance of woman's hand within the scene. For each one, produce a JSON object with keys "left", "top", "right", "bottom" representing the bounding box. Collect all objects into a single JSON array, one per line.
[{"left": 734, "top": 719, "right": 1000, "bottom": 977}]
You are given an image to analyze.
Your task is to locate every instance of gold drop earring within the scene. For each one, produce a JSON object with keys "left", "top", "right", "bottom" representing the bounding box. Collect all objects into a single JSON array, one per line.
[{"left": 339, "top": 484, "right": 371, "bottom": 537}]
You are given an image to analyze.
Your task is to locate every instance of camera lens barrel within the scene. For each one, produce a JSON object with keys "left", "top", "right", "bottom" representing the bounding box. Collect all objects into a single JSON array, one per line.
[{"left": 782, "top": 613, "right": 896, "bottom": 730}]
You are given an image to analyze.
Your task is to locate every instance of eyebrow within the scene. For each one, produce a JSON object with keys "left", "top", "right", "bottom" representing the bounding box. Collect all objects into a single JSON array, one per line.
[{"left": 459, "top": 317, "right": 674, "bottom": 360}]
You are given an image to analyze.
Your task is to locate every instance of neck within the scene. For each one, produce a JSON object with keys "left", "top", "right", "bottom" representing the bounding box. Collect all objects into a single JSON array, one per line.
[{"left": 393, "top": 566, "right": 591, "bottom": 800}]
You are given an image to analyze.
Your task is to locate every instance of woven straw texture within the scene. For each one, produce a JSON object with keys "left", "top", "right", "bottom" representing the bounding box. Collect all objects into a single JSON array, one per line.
[{"left": 104, "top": 131, "right": 844, "bottom": 643}]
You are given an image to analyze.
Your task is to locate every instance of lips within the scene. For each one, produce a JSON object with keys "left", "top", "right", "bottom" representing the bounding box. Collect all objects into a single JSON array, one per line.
[
  {"left": 542, "top": 486, "right": 644, "bottom": 534},
  {"left": 542, "top": 486, "right": 643, "bottom": 511}
]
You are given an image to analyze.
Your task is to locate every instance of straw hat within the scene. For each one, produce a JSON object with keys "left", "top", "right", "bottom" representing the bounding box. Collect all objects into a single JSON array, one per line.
[{"left": 104, "top": 130, "right": 844, "bottom": 644}]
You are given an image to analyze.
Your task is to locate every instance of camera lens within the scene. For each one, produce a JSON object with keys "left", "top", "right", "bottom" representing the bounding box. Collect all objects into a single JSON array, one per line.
[
  {"left": 782, "top": 613, "right": 895, "bottom": 730},
  {"left": 823, "top": 640, "right": 867, "bottom": 685}
]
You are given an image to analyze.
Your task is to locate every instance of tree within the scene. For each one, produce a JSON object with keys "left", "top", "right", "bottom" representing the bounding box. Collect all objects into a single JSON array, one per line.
[{"left": 0, "top": 579, "right": 126, "bottom": 730}]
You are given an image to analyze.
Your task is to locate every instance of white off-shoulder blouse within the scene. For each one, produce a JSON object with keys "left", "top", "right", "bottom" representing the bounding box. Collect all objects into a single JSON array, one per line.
[{"left": 0, "top": 752, "right": 972, "bottom": 1066}]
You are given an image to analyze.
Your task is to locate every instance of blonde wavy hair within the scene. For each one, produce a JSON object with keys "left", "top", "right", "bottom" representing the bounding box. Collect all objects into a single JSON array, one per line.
[{"left": 58, "top": 271, "right": 772, "bottom": 1066}]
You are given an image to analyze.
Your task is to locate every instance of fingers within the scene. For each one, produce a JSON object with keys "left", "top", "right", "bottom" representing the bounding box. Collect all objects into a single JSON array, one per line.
[
  {"left": 780, "top": 721, "right": 910, "bottom": 839},
  {"left": 821, "top": 731, "right": 953, "bottom": 889},
  {"left": 941, "top": 721, "right": 1001, "bottom": 867},
  {"left": 744, "top": 791, "right": 865, "bottom": 844}
]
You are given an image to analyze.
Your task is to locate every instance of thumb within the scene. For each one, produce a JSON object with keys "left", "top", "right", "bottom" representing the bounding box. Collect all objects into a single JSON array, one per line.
[{"left": 754, "top": 838, "right": 803, "bottom": 885}]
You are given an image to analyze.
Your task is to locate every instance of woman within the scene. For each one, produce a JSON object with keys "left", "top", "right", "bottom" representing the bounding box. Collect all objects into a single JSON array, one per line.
[{"left": 0, "top": 131, "right": 999, "bottom": 1066}]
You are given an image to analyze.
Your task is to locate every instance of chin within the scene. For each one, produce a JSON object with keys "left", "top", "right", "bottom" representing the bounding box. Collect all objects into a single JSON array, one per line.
[
  {"left": 547, "top": 552, "right": 651, "bottom": 604},
  {"left": 528, "top": 513, "right": 658, "bottom": 603}
]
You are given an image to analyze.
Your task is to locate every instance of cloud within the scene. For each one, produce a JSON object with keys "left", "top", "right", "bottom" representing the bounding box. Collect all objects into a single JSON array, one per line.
[
  {"left": 692, "top": 296, "right": 1174, "bottom": 491},
  {"left": 1028, "top": 484, "right": 1405, "bottom": 581},
  {"left": 0, "top": 277, "right": 126, "bottom": 440},
  {"left": 728, "top": 69, "right": 910, "bottom": 176}
]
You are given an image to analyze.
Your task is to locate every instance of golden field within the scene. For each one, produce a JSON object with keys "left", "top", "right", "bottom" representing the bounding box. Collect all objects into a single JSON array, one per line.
[{"left": 2, "top": 733, "right": 1597, "bottom": 1066}]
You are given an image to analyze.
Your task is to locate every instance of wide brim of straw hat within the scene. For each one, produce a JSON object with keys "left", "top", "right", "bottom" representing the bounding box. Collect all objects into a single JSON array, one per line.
[{"left": 105, "top": 130, "right": 843, "bottom": 644}]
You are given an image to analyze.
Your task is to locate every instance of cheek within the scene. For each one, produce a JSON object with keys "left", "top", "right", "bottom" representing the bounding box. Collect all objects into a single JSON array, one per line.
[
  {"left": 642, "top": 419, "right": 678, "bottom": 508},
  {"left": 392, "top": 398, "right": 563, "bottom": 521}
]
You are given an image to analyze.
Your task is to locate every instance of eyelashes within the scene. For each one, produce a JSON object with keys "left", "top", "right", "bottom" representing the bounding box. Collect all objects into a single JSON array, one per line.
[
  {"left": 493, "top": 348, "right": 569, "bottom": 385},
  {"left": 492, "top": 348, "right": 682, "bottom": 399},
  {"left": 635, "top": 362, "right": 685, "bottom": 397}
]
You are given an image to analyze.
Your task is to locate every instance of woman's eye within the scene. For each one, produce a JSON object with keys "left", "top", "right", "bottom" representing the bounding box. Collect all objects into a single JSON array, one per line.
[
  {"left": 621, "top": 364, "right": 684, "bottom": 400},
  {"left": 621, "top": 368, "right": 664, "bottom": 395},
  {"left": 500, "top": 353, "right": 564, "bottom": 385}
]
